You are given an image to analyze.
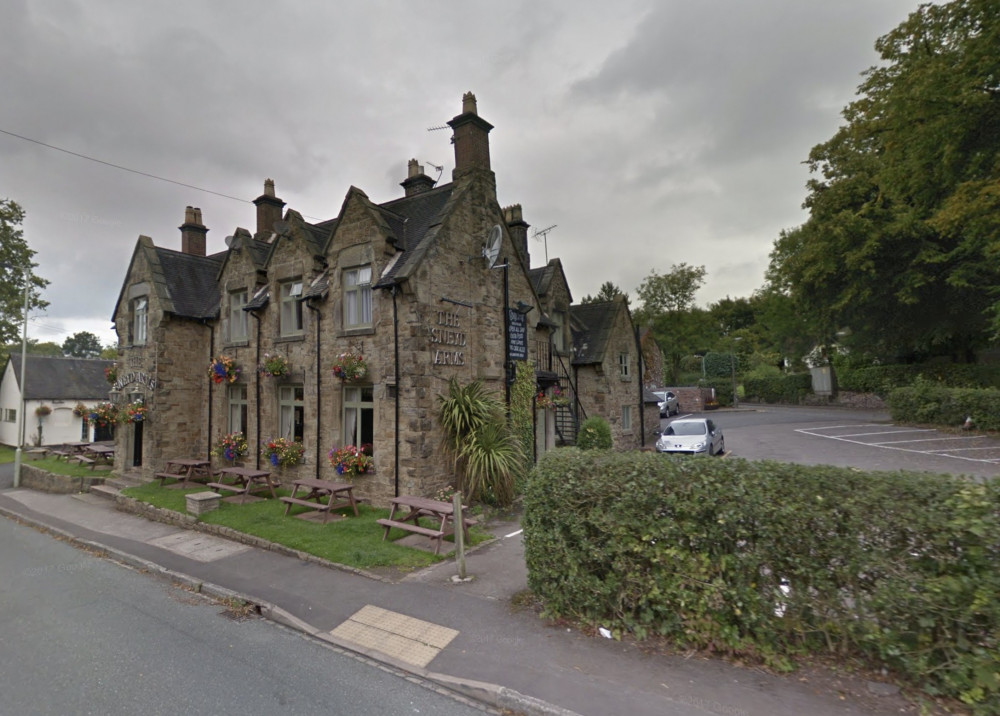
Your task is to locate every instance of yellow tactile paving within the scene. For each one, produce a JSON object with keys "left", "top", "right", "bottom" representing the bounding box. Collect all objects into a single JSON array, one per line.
[{"left": 329, "top": 605, "right": 459, "bottom": 668}]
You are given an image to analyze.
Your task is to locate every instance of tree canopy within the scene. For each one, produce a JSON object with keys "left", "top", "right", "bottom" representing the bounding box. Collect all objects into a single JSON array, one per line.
[
  {"left": 62, "top": 331, "right": 103, "bottom": 358},
  {"left": 767, "top": 0, "right": 1000, "bottom": 362},
  {"left": 0, "top": 199, "right": 49, "bottom": 346},
  {"left": 581, "top": 281, "right": 630, "bottom": 306}
]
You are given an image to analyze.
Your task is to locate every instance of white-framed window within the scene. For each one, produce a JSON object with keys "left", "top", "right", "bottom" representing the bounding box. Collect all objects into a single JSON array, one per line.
[
  {"left": 343, "top": 266, "right": 373, "bottom": 328},
  {"left": 3, "top": 408, "right": 15, "bottom": 423},
  {"left": 229, "top": 289, "right": 248, "bottom": 341},
  {"left": 618, "top": 352, "right": 630, "bottom": 378},
  {"left": 279, "top": 384, "right": 304, "bottom": 442},
  {"left": 280, "top": 280, "right": 304, "bottom": 336},
  {"left": 132, "top": 296, "right": 148, "bottom": 345},
  {"left": 227, "top": 384, "right": 247, "bottom": 435},
  {"left": 343, "top": 384, "right": 373, "bottom": 451},
  {"left": 551, "top": 310, "right": 566, "bottom": 352},
  {"left": 622, "top": 405, "right": 632, "bottom": 431}
]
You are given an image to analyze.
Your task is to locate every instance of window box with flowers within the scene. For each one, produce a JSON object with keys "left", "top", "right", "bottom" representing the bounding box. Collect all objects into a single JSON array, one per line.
[
  {"left": 262, "top": 437, "right": 305, "bottom": 468},
  {"left": 328, "top": 444, "right": 374, "bottom": 479},
  {"left": 332, "top": 351, "right": 367, "bottom": 382},
  {"left": 258, "top": 352, "right": 289, "bottom": 379},
  {"left": 122, "top": 398, "right": 147, "bottom": 423},
  {"left": 88, "top": 402, "right": 119, "bottom": 428},
  {"left": 211, "top": 431, "right": 249, "bottom": 463},
  {"left": 209, "top": 355, "right": 241, "bottom": 384}
]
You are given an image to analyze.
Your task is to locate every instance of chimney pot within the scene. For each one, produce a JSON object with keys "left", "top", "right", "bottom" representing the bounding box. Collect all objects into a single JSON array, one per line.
[
  {"left": 179, "top": 206, "right": 208, "bottom": 256},
  {"left": 462, "top": 91, "right": 478, "bottom": 115},
  {"left": 254, "top": 179, "right": 285, "bottom": 239}
]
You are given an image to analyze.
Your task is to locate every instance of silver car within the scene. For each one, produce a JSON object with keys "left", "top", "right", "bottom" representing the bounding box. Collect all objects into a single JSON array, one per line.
[
  {"left": 655, "top": 418, "right": 725, "bottom": 456},
  {"left": 654, "top": 390, "right": 679, "bottom": 417}
]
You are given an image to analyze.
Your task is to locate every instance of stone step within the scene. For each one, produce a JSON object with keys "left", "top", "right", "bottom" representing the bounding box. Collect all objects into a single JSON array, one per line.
[
  {"left": 88, "top": 484, "right": 121, "bottom": 501},
  {"left": 105, "top": 474, "right": 149, "bottom": 491}
]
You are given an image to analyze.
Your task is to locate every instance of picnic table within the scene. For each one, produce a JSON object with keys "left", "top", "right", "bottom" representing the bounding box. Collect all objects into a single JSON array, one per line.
[
  {"left": 155, "top": 458, "right": 213, "bottom": 487},
  {"left": 376, "top": 495, "right": 476, "bottom": 555},
  {"left": 206, "top": 466, "right": 277, "bottom": 504},
  {"left": 279, "top": 478, "right": 358, "bottom": 523},
  {"left": 80, "top": 444, "right": 115, "bottom": 469}
]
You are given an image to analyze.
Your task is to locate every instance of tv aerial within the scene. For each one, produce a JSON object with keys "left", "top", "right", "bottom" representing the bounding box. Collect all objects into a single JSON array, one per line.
[
  {"left": 483, "top": 224, "right": 502, "bottom": 268},
  {"left": 533, "top": 224, "right": 557, "bottom": 263}
]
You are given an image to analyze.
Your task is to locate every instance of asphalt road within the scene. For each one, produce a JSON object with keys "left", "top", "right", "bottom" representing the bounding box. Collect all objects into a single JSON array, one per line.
[
  {"left": 0, "top": 515, "right": 491, "bottom": 716},
  {"left": 664, "top": 403, "right": 1000, "bottom": 480}
]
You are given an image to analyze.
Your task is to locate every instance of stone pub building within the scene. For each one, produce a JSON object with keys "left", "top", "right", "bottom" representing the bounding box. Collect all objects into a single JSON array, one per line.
[{"left": 109, "top": 93, "right": 656, "bottom": 503}]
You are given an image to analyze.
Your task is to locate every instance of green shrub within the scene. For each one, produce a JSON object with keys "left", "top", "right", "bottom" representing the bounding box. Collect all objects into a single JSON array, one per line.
[
  {"left": 523, "top": 450, "right": 1000, "bottom": 712},
  {"left": 889, "top": 383, "right": 1000, "bottom": 430},
  {"left": 576, "top": 416, "right": 612, "bottom": 450},
  {"left": 743, "top": 373, "right": 811, "bottom": 404},
  {"left": 838, "top": 363, "right": 1000, "bottom": 396}
]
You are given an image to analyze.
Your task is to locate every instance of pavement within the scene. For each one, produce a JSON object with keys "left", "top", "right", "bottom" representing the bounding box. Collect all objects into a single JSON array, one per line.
[{"left": 0, "top": 461, "right": 932, "bottom": 716}]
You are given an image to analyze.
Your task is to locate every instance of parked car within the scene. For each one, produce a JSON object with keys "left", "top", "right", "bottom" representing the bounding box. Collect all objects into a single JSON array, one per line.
[
  {"left": 655, "top": 418, "right": 724, "bottom": 456},
  {"left": 653, "top": 390, "right": 679, "bottom": 417}
]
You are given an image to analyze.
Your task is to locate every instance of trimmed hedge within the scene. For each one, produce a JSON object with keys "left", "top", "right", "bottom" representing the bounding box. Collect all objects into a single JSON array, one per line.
[
  {"left": 524, "top": 449, "right": 1000, "bottom": 711},
  {"left": 743, "top": 374, "right": 812, "bottom": 404},
  {"left": 890, "top": 385, "right": 1000, "bottom": 431},
  {"left": 838, "top": 364, "right": 1000, "bottom": 396}
]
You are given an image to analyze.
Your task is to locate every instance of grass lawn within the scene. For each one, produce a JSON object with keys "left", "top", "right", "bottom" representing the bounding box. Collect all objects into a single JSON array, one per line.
[
  {"left": 6, "top": 452, "right": 109, "bottom": 478},
  {"left": 121, "top": 481, "right": 490, "bottom": 571},
  {"left": 0, "top": 445, "right": 14, "bottom": 463}
]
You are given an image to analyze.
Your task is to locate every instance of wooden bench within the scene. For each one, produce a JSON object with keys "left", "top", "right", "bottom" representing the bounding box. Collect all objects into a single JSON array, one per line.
[
  {"left": 376, "top": 518, "right": 445, "bottom": 540},
  {"left": 49, "top": 450, "right": 70, "bottom": 461},
  {"left": 205, "top": 481, "right": 246, "bottom": 496},
  {"left": 74, "top": 456, "right": 96, "bottom": 468},
  {"left": 280, "top": 479, "right": 358, "bottom": 523},
  {"left": 154, "top": 472, "right": 182, "bottom": 487}
]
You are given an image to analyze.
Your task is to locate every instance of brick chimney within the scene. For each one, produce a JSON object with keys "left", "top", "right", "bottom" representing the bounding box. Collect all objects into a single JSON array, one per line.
[
  {"left": 253, "top": 179, "right": 285, "bottom": 239},
  {"left": 179, "top": 206, "right": 207, "bottom": 256},
  {"left": 504, "top": 204, "right": 530, "bottom": 268},
  {"left": 447, "top": 92, "right": 494, "bottom": 181},
  {"left": 401, "top": 159, "right": 436, "bottom": 197}
]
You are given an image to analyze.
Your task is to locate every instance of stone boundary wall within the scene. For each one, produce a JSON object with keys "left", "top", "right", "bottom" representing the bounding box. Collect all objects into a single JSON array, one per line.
[{"left": 19, "top": 464, "right": 107, "bottom": 494}]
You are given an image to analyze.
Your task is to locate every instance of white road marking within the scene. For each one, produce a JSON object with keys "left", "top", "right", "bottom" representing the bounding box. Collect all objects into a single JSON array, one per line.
[
  {"left": 504, "top": 529, "right": 523, "bottom": 539},
  {"left": 794, "top": 425, "right": 1000, "bottom": 464},
  {"left": 875, "top": 436, "right": 986, "bottom": 445}
]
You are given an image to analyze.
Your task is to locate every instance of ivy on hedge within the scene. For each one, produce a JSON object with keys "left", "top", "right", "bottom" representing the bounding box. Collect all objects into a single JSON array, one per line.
[{"left": 523, "top": 450, "right": 1000, "bottom": 711}]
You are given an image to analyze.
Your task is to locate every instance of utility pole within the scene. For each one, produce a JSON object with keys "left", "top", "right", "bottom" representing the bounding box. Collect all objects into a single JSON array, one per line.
[{"left": 13, "top": 267, "right": 29, "bottom": 488}]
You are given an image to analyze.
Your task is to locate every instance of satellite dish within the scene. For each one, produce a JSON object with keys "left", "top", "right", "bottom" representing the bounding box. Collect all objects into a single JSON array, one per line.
[
  {"left": 483, "top": 224, "right": 502, "bottom": 268},
  {"left": 224, "top": 235, "right": 242, "bottom": 250}
]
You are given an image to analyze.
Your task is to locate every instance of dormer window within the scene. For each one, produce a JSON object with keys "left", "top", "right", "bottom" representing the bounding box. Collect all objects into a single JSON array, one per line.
[
  {"left": 280, "top": 280, "right": 304, "bottom": 336},
  {"left": 343, "top": 266, "right": 372, "bottom": 328}
]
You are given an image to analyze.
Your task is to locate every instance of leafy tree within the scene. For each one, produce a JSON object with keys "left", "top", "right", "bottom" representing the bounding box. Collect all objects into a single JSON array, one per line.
[
  {"left": 768, "top": 0, "right": 1000, "bottom": 363},
  {"left": 581, "top": 281, "right": 630, "bottom": 306},
  {"left": 62, "top": 331, "right": 103, "bottom": 358},
  {"left": 634, "top": 264, "right": 711, "bottom": 384},
  {"left": 1, "top": 339, "right": 62, "bottom": 367},
  {"left": 0, "top": 199, "right": 49, "bottom": 347},
  {"left": 100, "top": 345, "right": 119, "bottom": 360}
]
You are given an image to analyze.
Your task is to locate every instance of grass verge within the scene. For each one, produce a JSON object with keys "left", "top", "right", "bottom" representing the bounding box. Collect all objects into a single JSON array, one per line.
[{"left": 121, "top": 481, "right": 490, "bottom": 571}]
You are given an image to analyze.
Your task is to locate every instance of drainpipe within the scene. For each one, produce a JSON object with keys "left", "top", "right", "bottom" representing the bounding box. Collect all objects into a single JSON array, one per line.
[
  {"left": 250, "top": 310, "right": 262, "bottom": 470},
  {"left": 206, "top": 321, "right": 215, "bottom": 459},
  {"left": 306, "top": 301, "right": 322, "bottom": 479},
  {"left": 392, "top": 284, "right": 400, "bottom": 498},
  {"left": 634, "top": 325, "right": 645, "bottom": 447}
]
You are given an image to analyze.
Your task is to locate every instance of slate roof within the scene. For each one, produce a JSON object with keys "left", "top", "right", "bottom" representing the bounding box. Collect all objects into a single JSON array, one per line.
[
  {"left": 13, "top": 356, "right": 115, "bottom": 401},
  {"left": 569, "top": 301, "right": 620, "bottom": 366},
  {"left": 154, "top": 247, "right": 225, "bottom": 319},
  {"left": 373, "top": 183, "right": 455, "bottom": 287}
]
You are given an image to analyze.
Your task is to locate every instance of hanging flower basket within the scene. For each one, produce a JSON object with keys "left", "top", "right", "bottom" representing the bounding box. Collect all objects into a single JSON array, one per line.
[
  {"left": 35, "top": 404, "right": 52, "bottom": 417},
  {"left": 332, "top": 351, "right": 367, "bottom": 382},
  {"left": 536, "top": 387, "right": 569, "bottom": 410},
  {"left": 105, "top": 365, "right": 118, "bottom": 385},
  {"left": 211, "top": 432, "right": 248, "bottom": 463},
  {"left": 73, "top": 402, "right": 88, "bottom": 418},
  {"left": 258, "top": 352, "right": 289, "bottom": 378},
  {"left": 328, "top": 444, "right": 374, "bottom": 479},
  {"left": 262, "top": 437, "right": 305, "bottom": 467},
  {"left": 209, "top": 355, "right": 241, "bottom": 384},
  {"left": 88, "top": 402, "right": 119, "bottom": 428},
  {"left": 123, "top": 398, "right": 147, "bottom": 423}
]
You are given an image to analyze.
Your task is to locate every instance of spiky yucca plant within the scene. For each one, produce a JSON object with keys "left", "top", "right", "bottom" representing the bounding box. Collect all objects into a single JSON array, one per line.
[{"left": 437, "top": 378, "right": 522, "bottom": 506}]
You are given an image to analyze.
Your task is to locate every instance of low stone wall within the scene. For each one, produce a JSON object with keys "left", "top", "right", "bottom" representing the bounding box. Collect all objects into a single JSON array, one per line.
[{"left": 19, "top": 464, "right": 107, "bottom": 494}]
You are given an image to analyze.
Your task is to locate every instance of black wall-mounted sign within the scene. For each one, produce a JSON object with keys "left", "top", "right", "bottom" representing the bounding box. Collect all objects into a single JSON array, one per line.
[{"left": 507, "top": 308, "right": 528, "bottom": 361}]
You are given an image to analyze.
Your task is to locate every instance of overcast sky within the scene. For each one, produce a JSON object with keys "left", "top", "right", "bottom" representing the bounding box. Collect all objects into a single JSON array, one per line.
[{"left": 1, "top": 0, "right": 927, "bottom": 349}]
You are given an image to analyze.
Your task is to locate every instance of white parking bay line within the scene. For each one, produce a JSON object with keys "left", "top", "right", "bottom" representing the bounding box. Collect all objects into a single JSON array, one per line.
[
  {"left": 796, "top": 424, "right": 1000, "bottom": 464},
  {"left": 875, "top": 435, "right": 986, "bottom": 445},
  {"left": 829, "top": 429, "right": 936, "bottom": 439}
]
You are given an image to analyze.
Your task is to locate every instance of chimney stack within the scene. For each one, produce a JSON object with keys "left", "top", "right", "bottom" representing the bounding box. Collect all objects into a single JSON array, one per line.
[
  {"left": 253, "top": 178, "right": 285, "bottom": 239},
  {"left": 447, "top": 92, "right": 494, "bottom": 181},
  {"left": 179, "top": 206, "right": 207, "bottom": 256},
  {"left": 401, "top": 158, "right": 436, "bottom": 197},
  {"left": 504, "top": 204, "right": 530, "bottom": 268}
]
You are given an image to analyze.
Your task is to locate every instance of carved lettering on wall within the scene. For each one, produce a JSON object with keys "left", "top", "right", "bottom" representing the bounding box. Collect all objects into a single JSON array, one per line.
[{"left": 428, "top": 311, "right": 467, "bottom": 367}]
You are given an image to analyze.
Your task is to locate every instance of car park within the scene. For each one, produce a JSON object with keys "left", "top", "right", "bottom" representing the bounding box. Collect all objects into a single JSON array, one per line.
[
  {"left": 656, "top": 418, "right": 724, "bottom": 456},
  {"left": 653, "top": 390, "right": 679, "bottom": 417}
]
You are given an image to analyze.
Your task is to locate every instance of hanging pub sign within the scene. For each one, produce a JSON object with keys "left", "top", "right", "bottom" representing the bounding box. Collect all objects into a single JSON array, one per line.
[{"left": 507, "top": 308, "right": 527, "bottom": 361}]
